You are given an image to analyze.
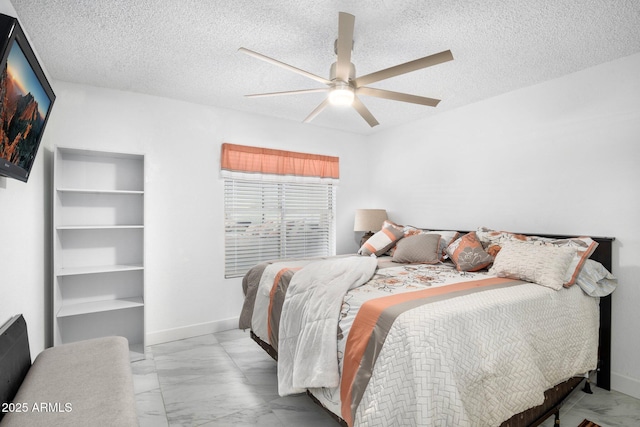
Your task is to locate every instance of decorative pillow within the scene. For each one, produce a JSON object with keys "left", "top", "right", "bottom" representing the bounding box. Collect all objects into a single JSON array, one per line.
[
  {"left": 391, "top": 227, "right": 459, "bottom": 260},
  {"left": 384, "top": 224, "right": 419, "bottom": 256},
  {"left": 402, "top": 225, "right": 422, "bottom": 237},
  {"left": 392, "top": 233, "right": 441, "bottom": 264},
  {"left": 446, "top": 232, "right": 493, "bottom": 272},
  {"left": 575, "top": 259, "right": 617, "bottom": 297},
  {"left": 489, "top": 241, "right": 575, "bottom": 290},
  {"left": 358, "top": 220, "right": 404, "bottom": 256},
  {"left": 528, "top": 236, "right": 599, "bottom": 287},
  {"left": 384, "top": 220, "right": 404, "bottom": 233},
  {"left": 427, "top": 230, "right": 460, "bottom": 260},
  {"left": 475, "top": 226, "right": 530, "bottom": 252},
  {"left": 385, "top": 224, "right": 419, "bottom": 256},
  {"left": 476, "top": 228, "right": 598, "bottom": 287}
]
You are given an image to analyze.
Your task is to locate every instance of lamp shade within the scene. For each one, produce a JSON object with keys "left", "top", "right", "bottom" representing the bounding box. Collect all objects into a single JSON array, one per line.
[{"left": 353, "top": 209, "right": 388, "bottom": 232}]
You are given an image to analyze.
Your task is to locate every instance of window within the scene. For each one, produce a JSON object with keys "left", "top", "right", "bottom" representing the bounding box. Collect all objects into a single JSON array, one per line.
[
  {"left": 221, "top": 143, "right": 339, "bottom": 278},
  {"left": 224, "top": 179, "right": 336, "bottom": 278}
]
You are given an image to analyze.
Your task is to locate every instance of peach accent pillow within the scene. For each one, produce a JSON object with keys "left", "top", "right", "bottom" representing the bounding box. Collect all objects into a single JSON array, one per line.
[{"left": 358, "top": 220, "right": 404, "bottom": 257}]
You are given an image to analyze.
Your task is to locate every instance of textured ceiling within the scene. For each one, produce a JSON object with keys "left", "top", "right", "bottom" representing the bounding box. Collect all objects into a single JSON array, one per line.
[{"left": 10, "top": 0, "right": 640, "bottom": 134}]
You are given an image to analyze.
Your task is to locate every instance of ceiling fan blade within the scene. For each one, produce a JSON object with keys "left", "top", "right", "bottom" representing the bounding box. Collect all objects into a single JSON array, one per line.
[
  {"left": 355, "top": 49, "right": 453, "bottom": 87},
  {"left": 246, "top": 88, "right": 329, "bottom": 98},
  {"left": 303, "top": 99, "right": 330, "bottom": 123},
  {"left": 357, "top": 87, "right": 440, "bottom": 107},
  {"left": 239, "top": 47, "right": 331, "bottom": 85},
  {"left": 335, "top": 12, "right": 355, "bottom": 82},
  {"left": 352, "top": 96, "right": 379, "bottom": 127}
]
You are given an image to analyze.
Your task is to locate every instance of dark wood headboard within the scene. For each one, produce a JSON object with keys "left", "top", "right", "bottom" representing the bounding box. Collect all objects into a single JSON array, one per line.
[
  {"left": 0, "top": 315, "right": 32, "bottom": 421},
  {"left": 581, "top": 236, "right": 613, "bottom": 391}
]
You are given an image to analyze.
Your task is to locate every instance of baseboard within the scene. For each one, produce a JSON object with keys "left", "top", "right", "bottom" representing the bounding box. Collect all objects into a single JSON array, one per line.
[
  {"left": 145, "top": 317, "right": 239, "bottom": 346},
  {"left": 610, "top": 371, "right": 640, "bottom": 400}
]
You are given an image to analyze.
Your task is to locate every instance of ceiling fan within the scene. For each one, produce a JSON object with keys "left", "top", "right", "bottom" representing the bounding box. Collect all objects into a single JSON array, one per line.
[{"left": 239, "top": 12, "right": 453, "bottom": 127}]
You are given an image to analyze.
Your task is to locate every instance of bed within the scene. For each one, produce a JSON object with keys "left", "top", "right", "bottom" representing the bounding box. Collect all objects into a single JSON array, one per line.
[{"left": 239, "top": 225, "right": 615, "bottom": 427}]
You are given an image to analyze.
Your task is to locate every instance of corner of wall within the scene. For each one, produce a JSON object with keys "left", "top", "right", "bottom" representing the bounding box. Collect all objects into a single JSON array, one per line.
[{"left": 611, "top": 372, "right": 640, "bottom": 400}]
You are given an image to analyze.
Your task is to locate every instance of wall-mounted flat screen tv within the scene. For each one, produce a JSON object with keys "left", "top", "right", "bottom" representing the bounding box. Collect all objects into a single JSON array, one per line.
[{"left": 0, "top": 14, "right": 55, "bottom": 183}]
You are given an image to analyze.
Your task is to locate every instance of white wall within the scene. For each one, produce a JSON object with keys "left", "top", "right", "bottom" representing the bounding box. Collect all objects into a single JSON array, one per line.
[
  {"left": 42, "top": 82, "right": 369, "bottom": 346},
  {"left": 0, "top": 129, "right": 51, "bottom": 359},
  {"left": 2, "top": 0, "right": 371, "bottom": 354},
  {"left": 0, "top": 0, "right": 52, "bottom": 359},
  {"left": 367, "top": 53, "right": 640, "bottom": 398}
]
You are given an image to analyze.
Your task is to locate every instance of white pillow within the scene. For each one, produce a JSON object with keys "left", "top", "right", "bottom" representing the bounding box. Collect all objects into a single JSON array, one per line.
[
  {"left": 358, "top": 221, "right": 404, "bottom": 257},
  {"left": 575, "top": 259, "right": 617, "bottom": 297},
  {"left": 490, "top": 241, "right": 575, "bottom": 290}
]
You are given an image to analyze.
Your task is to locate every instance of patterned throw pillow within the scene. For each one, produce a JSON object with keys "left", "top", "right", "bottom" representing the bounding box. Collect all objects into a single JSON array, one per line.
[
  {"left": 489, "top": 241, "right": 575, "bottom": 290},
  {"left": 475, "top": 226, "right": 530, "bottom": 253},
  {"left": 392, "top": 233, "right": 441, "bottom": 264},
  {"left": 358, "top": 220, "right": 405, "bottom": 256},
  {"left": 476, "top": 227, "right": 598, "bottom": 287},
  {"left": 446, "top": 232, "right": 493, "bottom": 272}
]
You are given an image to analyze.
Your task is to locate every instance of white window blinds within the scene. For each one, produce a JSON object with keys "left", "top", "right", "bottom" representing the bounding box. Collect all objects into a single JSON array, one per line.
[{"left": 224, "top": 179, "right": 336, "bottom": 278}]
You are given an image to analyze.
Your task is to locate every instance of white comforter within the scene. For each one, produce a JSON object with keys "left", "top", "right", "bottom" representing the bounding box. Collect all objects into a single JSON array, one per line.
[
  {"left": 277, "top": 256, "right": 377, "bottom": 396},
  {"left": 251, "top": 259, "right": 313, "bottom": 344},
  {"left": 309, "top": 264, "right": 600, "bottom": 427},
  {"left": 251, "top": 260, "right": 599, "bottom": 426},
  {"left": 351, "top": 280, "right": 598, "bottom": 426}
]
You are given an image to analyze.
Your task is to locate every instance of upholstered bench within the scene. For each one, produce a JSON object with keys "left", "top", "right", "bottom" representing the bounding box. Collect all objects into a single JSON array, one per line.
[{"left": 0, "top": 315, "right": 138, "bottom": 427}]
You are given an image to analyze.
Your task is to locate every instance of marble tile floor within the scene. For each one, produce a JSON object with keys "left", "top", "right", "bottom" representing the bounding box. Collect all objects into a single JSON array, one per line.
[{"left": 132, "top": 329, "right": 640, "bottom": 427}]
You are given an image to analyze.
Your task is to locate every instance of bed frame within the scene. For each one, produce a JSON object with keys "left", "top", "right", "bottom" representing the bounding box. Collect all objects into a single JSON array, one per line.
[{"left": 249, "top": 232, "right": 614, "bottom": 427}]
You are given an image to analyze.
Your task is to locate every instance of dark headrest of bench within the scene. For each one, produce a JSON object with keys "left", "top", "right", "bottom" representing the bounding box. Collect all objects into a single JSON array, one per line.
[{"left": 0, "top": 315, "right": 31, "bottom": 421}]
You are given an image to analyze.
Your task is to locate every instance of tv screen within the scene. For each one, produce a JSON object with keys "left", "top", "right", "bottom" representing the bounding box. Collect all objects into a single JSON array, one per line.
[{"left": 0, "top": 14, "right": 55, "bottom": 183}]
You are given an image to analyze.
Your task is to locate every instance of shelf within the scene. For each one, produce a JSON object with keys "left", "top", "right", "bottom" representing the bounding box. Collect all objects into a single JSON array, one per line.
[
  {"left": 56, "top": 225, "right": 144, "bottom": 230},
  {"left": 57, "top": 146, "right": 144, "bottom": 160},
  {"left": 54, "top": 146, "right": 145, "bottom": 357},
  {"left": 57, "top": 297, "right": 144, "bottom": 318},
  {"left": 57, "top": 264, "right": 144, "bottom": 277},
  {"left": 57, "top": 188, "right": 144, "bottom": 195}
]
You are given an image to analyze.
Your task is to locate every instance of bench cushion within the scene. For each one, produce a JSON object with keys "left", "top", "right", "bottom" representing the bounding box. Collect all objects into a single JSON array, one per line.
[{"left": 2, "top": 336, "right": 138, "bottom": 427}]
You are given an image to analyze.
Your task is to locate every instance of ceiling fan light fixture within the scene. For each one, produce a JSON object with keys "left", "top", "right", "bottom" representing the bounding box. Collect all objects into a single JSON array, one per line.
[
  {"left": 328, "top": 81, "right": 354, "bottom": 106},
  {"left": 239, "top": 12, "right": 452, "bottom": 127}
]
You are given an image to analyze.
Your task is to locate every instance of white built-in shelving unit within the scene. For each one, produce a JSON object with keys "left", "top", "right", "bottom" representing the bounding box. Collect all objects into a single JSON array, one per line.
[{"left": 53, "top": 147, "right": 145, "bottom": 360}]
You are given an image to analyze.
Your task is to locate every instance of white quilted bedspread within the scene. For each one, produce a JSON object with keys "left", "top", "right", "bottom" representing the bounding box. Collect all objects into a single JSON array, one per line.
[{"left": 307, "top": 264, "right": 600, "bottom": 427}]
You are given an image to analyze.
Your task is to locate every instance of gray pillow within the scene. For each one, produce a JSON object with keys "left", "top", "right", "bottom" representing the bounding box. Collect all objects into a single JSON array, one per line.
[{"left": 392, "top": 233, "right": 441, "bottom": 264}]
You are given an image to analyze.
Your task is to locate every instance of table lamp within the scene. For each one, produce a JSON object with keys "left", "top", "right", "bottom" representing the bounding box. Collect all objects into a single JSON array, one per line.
[{"left": 354, "top": 209, "right": 388, "bottom": 246}]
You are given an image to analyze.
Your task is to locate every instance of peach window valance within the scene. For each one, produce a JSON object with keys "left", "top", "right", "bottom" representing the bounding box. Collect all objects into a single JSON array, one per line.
[{"left": 220, "top": 143, "right": 339, "bottom": 182}]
